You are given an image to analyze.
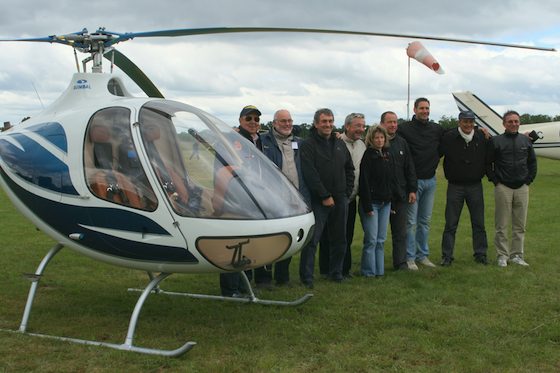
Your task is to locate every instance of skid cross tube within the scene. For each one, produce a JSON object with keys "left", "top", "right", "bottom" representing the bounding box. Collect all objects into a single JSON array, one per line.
[
  {"left": 1, "top": 245, "right": 196, "bottom": 357},
  {"left": 128, "top": 271, "right": 314, "bottom": 306}
]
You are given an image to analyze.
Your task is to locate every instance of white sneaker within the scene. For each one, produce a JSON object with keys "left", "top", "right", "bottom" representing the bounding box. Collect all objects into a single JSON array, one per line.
[
  {"left": 407, "top": 260, "right": 419, "bottom": 271},
  {"left": 418, "top": 258, "right": 436, "bottom": 267},
  {"left": 511, "top": 256, "right": 529, "bottom": 267},
  {"left": 497, "top": 256, "right": 508, "bottom": 267}
]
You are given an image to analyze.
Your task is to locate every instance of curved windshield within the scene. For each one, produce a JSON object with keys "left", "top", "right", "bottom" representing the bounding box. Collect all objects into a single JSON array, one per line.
[{"left": 138, "top": 100, "right": 310, "bottom": 220}]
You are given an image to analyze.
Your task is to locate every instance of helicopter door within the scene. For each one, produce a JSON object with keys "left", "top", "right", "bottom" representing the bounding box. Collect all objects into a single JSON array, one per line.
[{"left": 83, "top": 107, "right": 196, "bottom": 263}]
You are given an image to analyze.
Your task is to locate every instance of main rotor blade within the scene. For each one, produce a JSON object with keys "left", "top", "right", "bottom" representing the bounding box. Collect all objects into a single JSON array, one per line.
[
  {"left": 0, "top": 30, "right": 90, "bottom": 46},
  {"left": 104, "top": 49, "right": 164, "bottom": 98},
  {"left": 109, "top": 27, "right": 556, "bottom": 52}
]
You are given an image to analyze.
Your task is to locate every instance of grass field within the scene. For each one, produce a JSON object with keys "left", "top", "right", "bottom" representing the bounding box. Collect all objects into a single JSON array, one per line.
[{"left": 1, "top": 158, "right": 559, "bottom": 372}]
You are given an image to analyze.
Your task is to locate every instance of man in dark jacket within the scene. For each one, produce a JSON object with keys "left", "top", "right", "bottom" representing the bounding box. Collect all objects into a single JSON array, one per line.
[
  {"left": 439, "top": 110, "right": 490, "bottom": 266},
  {"left": 299, "top": 108, "right": 354, "bottom": 287},
  {"left": 398, "top": 97, "right": 444, "bottom": 270},
  {"left": 261, "top": 109, "right": 309, "bottom": 286},
  {"left": 380, "top": 111, "right": 417, "bottom": 270},
  {"left": 487, "top": 110, "right": 537, "bottom": 267},
  {"left": 219, "top": 105, "right": 269, "bottom": 296}
]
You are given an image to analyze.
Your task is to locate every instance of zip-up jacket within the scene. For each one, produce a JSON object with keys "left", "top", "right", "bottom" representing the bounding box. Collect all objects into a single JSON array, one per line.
[
  {"left": 301, "top": 127, "right": 354, "bottom": 202},
  {"left": 440, "top": 128, "right": 489, "bottom": 184},
  {"left": 358, "top": 147, "right": 395, "bottom": 214},
  {"left": 387, "top": 134, "right": 417, "bottom": 202},
  {"left": 487, "top": 131, "right": 537, "bottom": 189},
  {"left": 397, "top": 115, "right": 444, "bottom": 179}
]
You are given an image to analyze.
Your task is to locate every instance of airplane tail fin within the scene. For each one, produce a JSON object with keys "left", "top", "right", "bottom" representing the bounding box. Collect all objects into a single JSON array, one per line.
[{"left": 452, "top": 91, "right": 503, "bottom": 136}]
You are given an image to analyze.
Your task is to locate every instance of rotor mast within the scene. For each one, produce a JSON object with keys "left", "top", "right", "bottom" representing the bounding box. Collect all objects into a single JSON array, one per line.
[{"left": 59, "top": 28, "right": 114, "bottom": 73}]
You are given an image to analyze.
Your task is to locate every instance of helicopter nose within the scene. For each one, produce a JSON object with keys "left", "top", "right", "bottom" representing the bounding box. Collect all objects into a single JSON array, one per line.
[{"left": 196, "top": 233, "right": 292, "bottom": 271}]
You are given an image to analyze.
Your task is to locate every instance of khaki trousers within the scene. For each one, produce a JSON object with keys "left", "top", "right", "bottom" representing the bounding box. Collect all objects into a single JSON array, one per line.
[{"left": 494, "top": 183, "right": 529, "bottom": 259}]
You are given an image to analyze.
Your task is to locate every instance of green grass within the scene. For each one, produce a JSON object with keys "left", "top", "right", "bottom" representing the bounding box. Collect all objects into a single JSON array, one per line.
[{"left": 1, "top": 159, "right": 559, "bottom": 372}]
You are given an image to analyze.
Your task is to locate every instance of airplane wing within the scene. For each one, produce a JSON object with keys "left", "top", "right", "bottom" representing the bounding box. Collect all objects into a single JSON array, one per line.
[{"left": 452, "top": 91, "right": 503, "bottom": 136}]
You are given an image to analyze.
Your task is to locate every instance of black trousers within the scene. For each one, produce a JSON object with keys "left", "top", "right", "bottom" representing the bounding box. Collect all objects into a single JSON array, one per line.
[
  {"left": 273, "top": 257, "right": 291, "bottom": 284},
  {"left": 300, "top": 195, "right": 348, "bottom": 284},
  {"left": 441, "top": 182, "right": 488, "bottom": 260},
  {"left": 389, "top": 199, "right": 408, "bottom": 270},
  {"left": 319, "top": 198, "right": 356, "bottom": 276}
]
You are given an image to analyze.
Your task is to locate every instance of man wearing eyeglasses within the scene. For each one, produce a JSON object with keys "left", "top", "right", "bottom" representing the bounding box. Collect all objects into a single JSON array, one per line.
[
  {"left": 299, "top": 108, "right": 355, "bottom": 288},
  {"left": 319, "top": 113, "right": 366, "bottom": 279},
  {"left": 261, "top": 109, "right": 310, "bottom": 287}
]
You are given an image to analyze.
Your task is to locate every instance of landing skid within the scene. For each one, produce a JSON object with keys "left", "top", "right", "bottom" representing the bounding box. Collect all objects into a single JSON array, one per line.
[{"left": 1, "top": 244, "right": 312, "bottom": 357}]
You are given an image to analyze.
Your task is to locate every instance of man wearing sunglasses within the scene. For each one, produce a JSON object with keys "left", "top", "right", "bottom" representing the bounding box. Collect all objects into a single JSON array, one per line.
[
  {"left": 238, "top": 105, "right": 263, "bottom": 150},
  {"left": 219, "top": 105, "right": 274, "bottom": 296}
]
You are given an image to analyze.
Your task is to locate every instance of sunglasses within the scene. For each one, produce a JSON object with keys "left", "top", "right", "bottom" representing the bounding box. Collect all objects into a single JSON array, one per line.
[{"left": 244, "top": 116, "right": 260, "bottom": 122}]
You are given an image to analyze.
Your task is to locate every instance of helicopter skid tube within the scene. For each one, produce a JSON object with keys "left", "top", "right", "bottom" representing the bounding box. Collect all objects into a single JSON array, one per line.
[
  {"left": 127, "top": 271, "right": 314, "bottom": 307},
  {"left": 5, "top": 330, "right": 195, "bottom": 357},
  {"left": 3, "top": 247, "right": 196, "bottom": 357}
]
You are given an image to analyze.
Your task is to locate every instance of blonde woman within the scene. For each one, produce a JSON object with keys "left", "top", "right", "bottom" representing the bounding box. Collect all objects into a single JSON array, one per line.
[{"left": 358, "top": 125, "right": 395, "bottom": 277}]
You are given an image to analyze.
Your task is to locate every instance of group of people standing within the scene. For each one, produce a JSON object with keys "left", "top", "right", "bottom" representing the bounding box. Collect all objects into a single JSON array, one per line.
[{"left": 219, "top": 97, "right": 537, "bottom": 296}]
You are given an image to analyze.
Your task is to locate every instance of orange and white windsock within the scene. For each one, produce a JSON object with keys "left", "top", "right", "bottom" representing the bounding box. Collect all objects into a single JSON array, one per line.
[{"left": 406, "top": 41, "right": 444, "bottom": 74}]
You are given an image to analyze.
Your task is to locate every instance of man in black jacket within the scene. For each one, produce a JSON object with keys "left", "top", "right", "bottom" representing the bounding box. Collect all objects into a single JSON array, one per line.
[
  {"left": 219, "top": 105, "right": 271, "bottom": 296},
  {"left": 439, "top": 110, "right": 490, "bottom": 266},
  {"left": 380, "top": 111, "right": 417, "bottom": 270},
  {"left": 398, "top": 98, "right": 444, "bottom": 270},
  {"left": 299, "top": 108, "right": 354, "bottom": 287},
  {"left": 488, "top": 110, "right": 537, "bottom": 267}
]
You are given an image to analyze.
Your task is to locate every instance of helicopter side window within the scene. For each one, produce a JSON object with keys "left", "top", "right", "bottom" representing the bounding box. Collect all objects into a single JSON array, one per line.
[
  {"left": 140, "top": 109, "right": 204, "bottom": 216},
  {"left": 84, "top": 107, "right": 157, "bottom": 211}
]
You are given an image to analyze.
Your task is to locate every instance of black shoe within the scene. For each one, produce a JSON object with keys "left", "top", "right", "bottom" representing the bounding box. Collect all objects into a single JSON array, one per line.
[
  {"left": 474, "top": 256, "right": 488, "bottom": 265},
  {"left": 329, "top": 275, "right": 345, "bottom": 283},
  {"left": 276, "top": 281, "right": 293, "bottom": 288},
  {"left": 343, "top": 273, "right": 353, "bottom": 279},
  {"left": 440, "top": 257, "right": 453, "bottom": 267},
  {"left": 301, "top": 281, "right": 314, "bottom": 289}
]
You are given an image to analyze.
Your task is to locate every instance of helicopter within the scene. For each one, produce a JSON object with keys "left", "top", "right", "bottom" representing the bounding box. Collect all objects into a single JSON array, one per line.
[{"left": 0, "top": 27, "right": 555, "bottom": 357}]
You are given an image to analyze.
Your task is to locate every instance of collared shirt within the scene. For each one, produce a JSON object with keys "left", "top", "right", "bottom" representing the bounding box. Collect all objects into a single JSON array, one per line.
[{"left": 341, "top": 133, "right": 366, "bottom": 201}]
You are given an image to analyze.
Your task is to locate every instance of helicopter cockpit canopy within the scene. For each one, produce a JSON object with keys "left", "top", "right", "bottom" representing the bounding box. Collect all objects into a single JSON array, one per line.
[{"left": 136, "top": 100, "right": 310, "bottom": 220}]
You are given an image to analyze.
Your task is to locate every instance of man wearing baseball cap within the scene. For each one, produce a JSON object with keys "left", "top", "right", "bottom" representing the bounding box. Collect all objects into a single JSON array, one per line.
[
  {"left": 238, "top": 105, "right": 262, "bottom": 149},
  {"left": 439, "top": 110, "right": 490, "bottom": 266},
  {"left": 219, "top": 104, "right": 274, "bottom": 296}
]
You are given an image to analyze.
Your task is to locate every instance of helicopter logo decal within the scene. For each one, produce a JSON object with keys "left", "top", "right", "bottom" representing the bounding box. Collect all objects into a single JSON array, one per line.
[{"left": 73, "top": 79, "right": 91, "bottom": 90}]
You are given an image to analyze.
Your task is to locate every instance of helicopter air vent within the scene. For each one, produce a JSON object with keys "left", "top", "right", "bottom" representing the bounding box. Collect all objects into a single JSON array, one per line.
[{"left": 107, "top": 78, "right": 126, "bottom": 97}]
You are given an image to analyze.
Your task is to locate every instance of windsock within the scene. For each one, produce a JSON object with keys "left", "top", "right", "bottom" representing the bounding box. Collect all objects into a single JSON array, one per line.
[{"left": 406, "top": 41, "right": 444, "bottom": 74}]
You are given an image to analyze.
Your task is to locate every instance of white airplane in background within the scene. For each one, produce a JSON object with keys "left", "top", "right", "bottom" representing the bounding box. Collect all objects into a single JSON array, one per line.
[{"left": 452, "top": 91, "right": 560, "bottom": 160}]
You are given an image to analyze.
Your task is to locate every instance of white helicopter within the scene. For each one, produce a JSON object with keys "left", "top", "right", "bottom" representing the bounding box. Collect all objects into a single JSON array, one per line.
[
  {"left": 453, "top": 91, "right": 560, "bottom": 160},
  {"left": 0, "top": 27, "right": 554, "bottom": 357}
]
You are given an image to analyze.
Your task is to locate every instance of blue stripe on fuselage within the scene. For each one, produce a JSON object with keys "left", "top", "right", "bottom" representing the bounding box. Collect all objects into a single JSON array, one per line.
[{"left": 0, "top": 168, "right": 197, "bottom": 263}]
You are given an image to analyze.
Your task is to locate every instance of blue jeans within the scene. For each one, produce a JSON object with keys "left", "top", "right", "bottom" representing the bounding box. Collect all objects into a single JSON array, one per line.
[
  {"left": 359, "top": 202, "right": 391, "bottom": 276},
  {"left": 407, "top": 176, "right": 437, "bottom": 261}
]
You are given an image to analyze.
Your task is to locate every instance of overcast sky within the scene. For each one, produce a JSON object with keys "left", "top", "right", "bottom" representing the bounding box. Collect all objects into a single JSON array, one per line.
[{"left": 1, "top": 0, "right": 560, "bottom": 127}]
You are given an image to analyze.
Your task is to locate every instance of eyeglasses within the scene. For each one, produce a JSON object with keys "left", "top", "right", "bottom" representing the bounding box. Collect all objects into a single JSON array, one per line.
[
  {"left": 244, "top": 116, "right": 260, "bottom": 122},
  {"left": 348, "top": 113, "right": 365, "bottom": 119},
  {"left": 276, "top": 119, "right": 293, "bottom": 124}
]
